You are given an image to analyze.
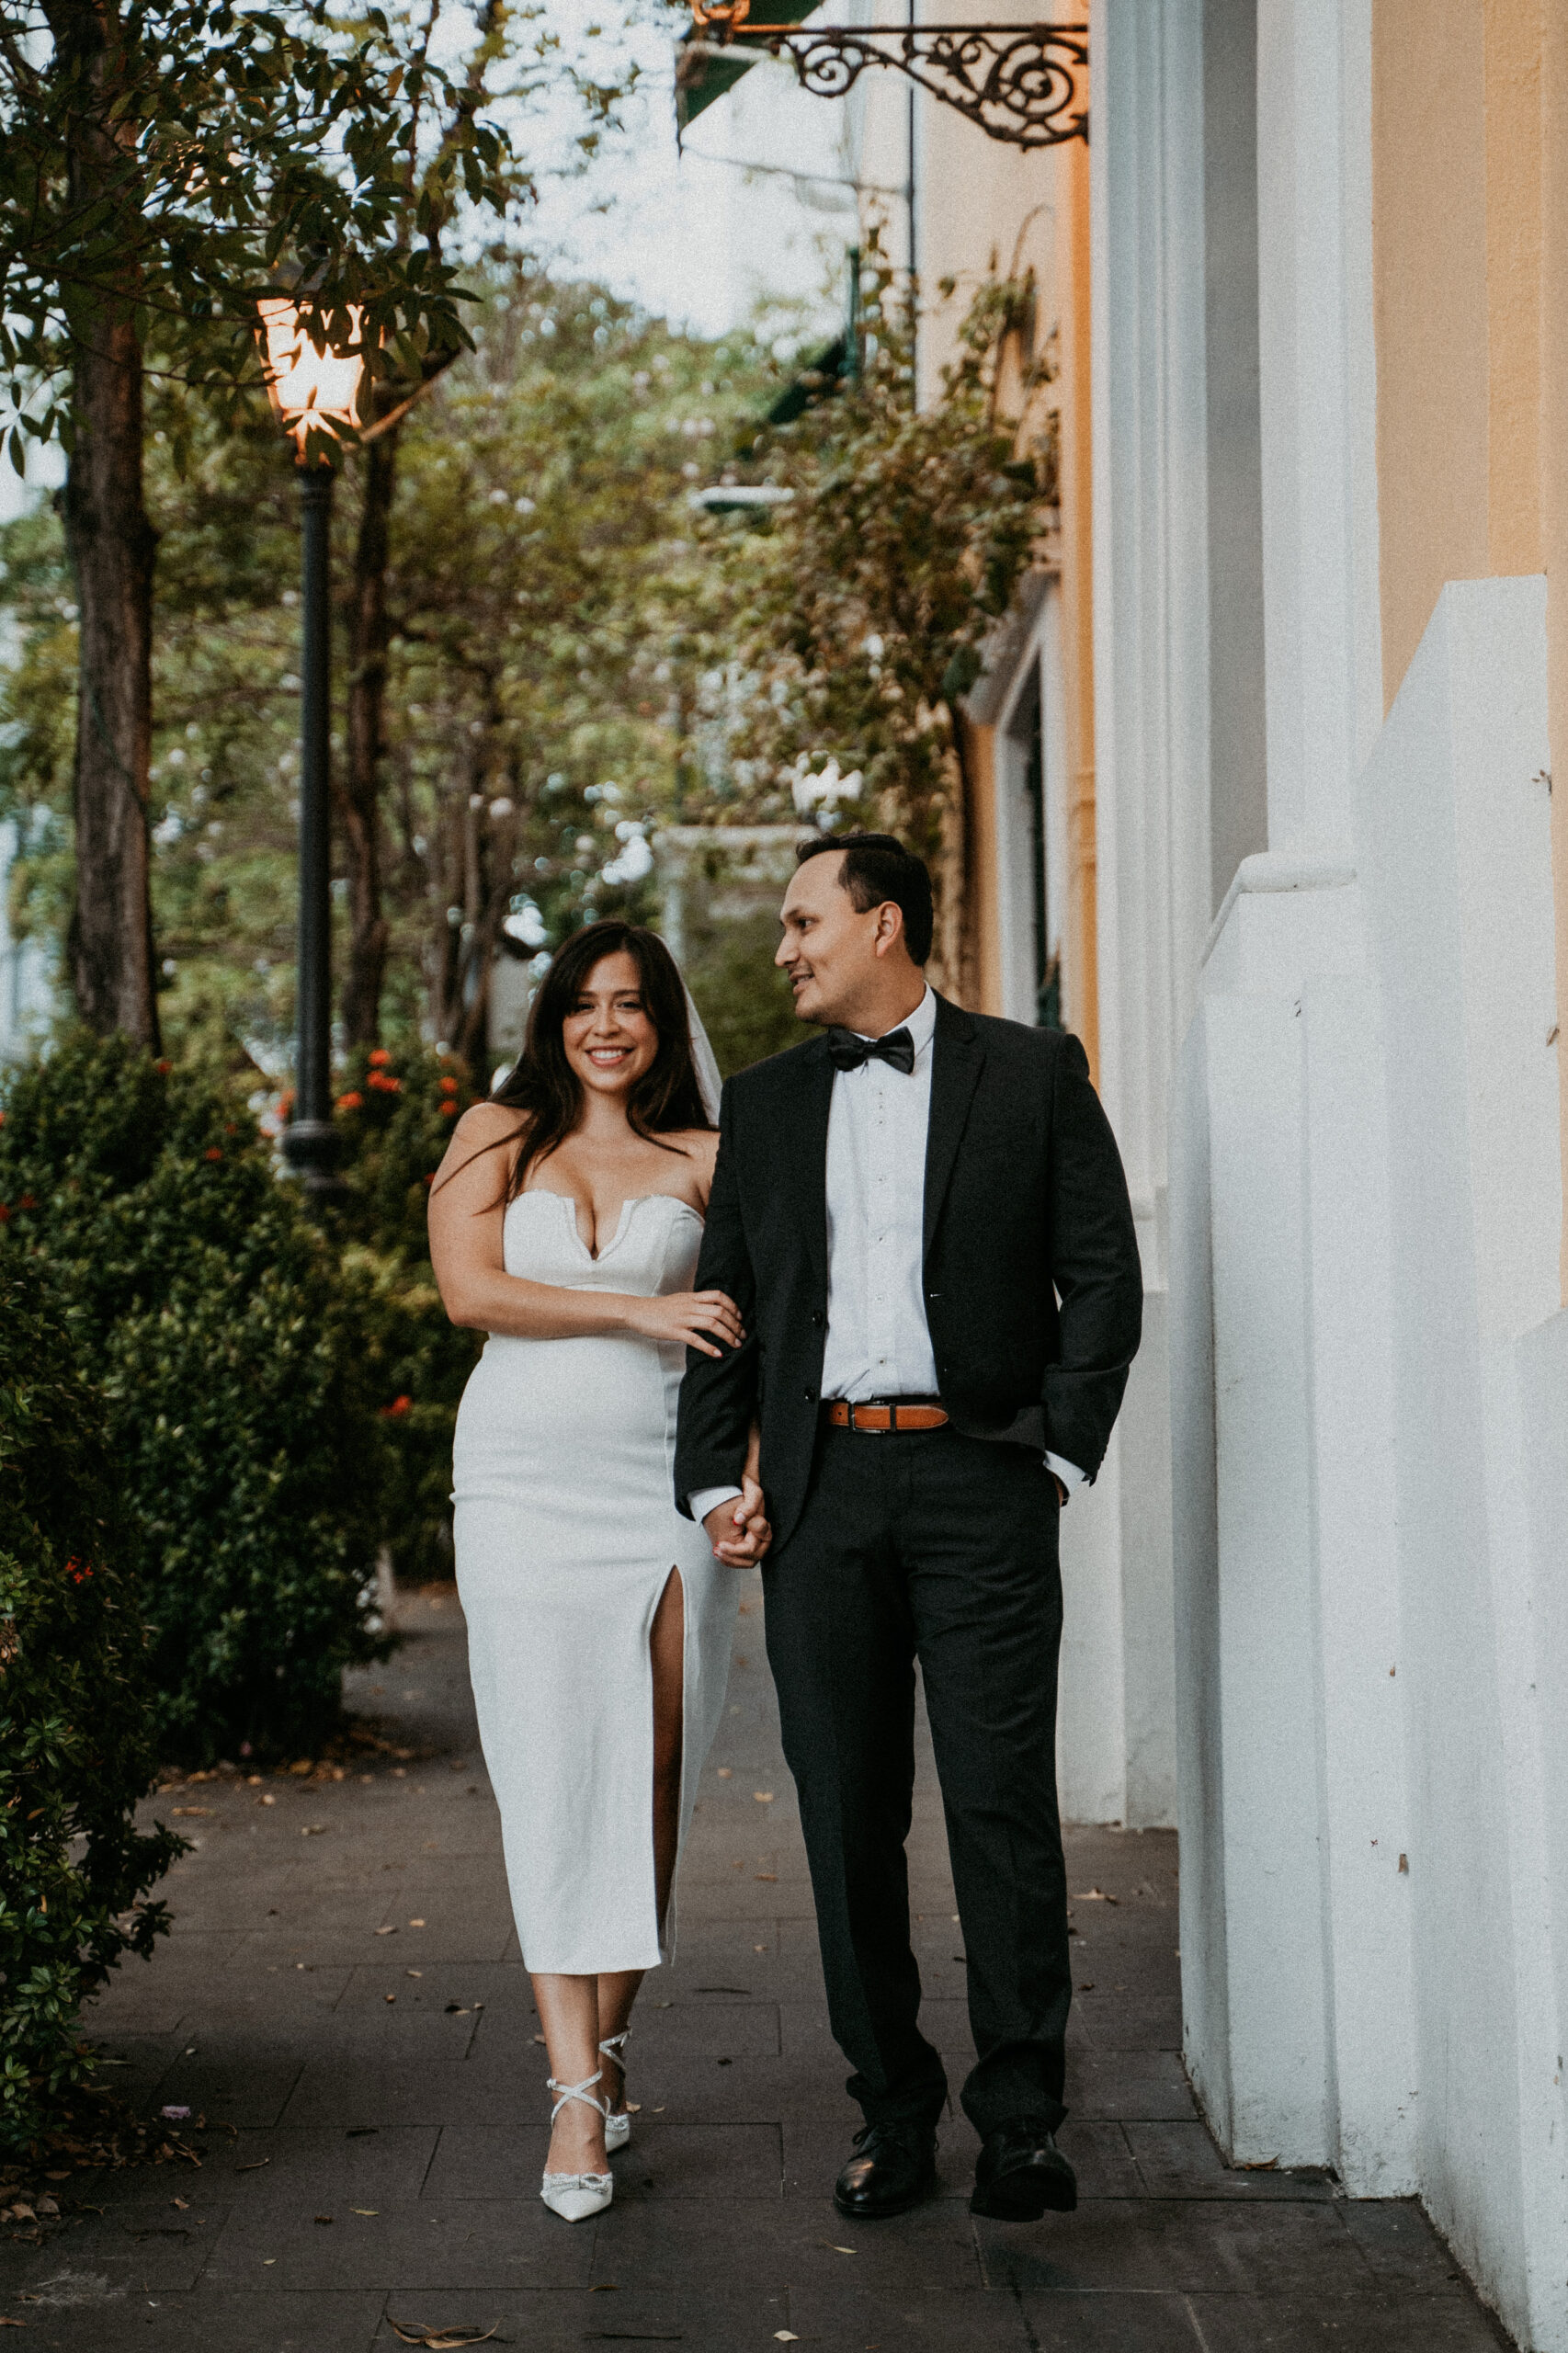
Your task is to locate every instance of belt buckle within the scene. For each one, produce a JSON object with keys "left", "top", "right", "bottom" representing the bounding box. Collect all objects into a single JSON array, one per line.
[{"left": 850, "top": 1402, "right": 887, "bottom": 1434}]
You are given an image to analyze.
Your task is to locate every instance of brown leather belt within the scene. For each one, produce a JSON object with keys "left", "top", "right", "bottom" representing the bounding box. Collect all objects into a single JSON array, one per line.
[{"left": 824, "top": 1400, "right": 950, "bottom": 1434}]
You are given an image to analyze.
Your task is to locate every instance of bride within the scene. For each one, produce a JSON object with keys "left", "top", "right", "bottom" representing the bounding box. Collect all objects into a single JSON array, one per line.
[{"left": 428, "top": 919, "right": 769, "bottom": 2223}]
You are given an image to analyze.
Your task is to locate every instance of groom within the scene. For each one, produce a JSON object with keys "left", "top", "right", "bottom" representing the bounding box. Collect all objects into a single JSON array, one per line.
[{"left": 674, "top": 833, "right": 1142, "bottom": 2222}]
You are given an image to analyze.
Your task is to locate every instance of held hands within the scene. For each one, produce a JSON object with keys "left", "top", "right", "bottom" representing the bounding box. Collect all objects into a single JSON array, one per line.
[
  {"left": 626, "top": 1289, "right": 745, "bottom": 1358},
  {"left": 703, "top": 1476, "right": 772, "bottom": 1567}
]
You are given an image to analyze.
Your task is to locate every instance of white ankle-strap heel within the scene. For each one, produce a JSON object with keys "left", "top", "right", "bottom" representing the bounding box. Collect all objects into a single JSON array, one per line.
[
  {"left": 540, "top": 2070, "right": 614, "bottom": 2222},
  {"left": 599, "top": 2030, "right": 631, "bottom": 2153}
]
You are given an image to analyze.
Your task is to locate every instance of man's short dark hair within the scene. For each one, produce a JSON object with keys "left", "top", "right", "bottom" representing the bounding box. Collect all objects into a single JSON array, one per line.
[{"left": 795, "top": 831, "right": 935, "bottom": 965}]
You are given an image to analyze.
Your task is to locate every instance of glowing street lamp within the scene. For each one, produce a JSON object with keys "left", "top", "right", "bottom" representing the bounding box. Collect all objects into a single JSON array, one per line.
[
  {"left": 256, "top": 296, "right": 367, "bottom": 1199},
  {"left": 257, "top": 295, "right": 367, "bottom": 458}
]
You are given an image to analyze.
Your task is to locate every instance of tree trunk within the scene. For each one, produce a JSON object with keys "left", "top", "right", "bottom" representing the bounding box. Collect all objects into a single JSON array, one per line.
[
  {"left": 49, "top": 0, "right": 160, "bottom": 1047},
  {"left": 339, "top": 419, "right": 397, "bottom": 1044}
]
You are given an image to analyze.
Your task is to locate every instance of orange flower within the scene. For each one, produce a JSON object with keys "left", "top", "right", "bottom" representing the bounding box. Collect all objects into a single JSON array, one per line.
[
  {"left": 367, "top": 1070, "right": 403, "bottom": 1094},
  {"left": 336, "top": 1090, "right": 364, "bottom": 1112},
  {"left": 65, "top": 1558, "right": 94, "bottom": 1586},
  {"left": 155, "top": 1060, "right": 171, "bottom": 1076},
  {"left": 438, "top": 1100, "right": 459, "bottom": 1118},
  {"left": 438, "top": 1075, "right": 459, "bottom": 1095},
  {"left": 380, "top": 1394, "right": 413, "bottom": 1418},
  {"left": 368, "top": 1048, "right": 392, "bottom": 1067},
  {"left": 204, "top": 1147, "right": 223, "bottom": 1162}
]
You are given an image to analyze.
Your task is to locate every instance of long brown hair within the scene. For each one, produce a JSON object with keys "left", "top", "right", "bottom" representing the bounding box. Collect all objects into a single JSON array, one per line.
[{"left": 488, "top": 920, "right": 714, "bottom": 1202}]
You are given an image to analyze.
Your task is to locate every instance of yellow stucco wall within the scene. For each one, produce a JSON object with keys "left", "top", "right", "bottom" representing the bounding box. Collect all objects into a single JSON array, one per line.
[{"left": 1372, "top": 0, "right": 1568, "bottom": 1288}]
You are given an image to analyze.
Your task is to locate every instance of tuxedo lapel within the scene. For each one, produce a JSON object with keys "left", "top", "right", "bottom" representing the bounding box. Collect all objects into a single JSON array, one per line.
[
  {"left": 923, "top": 995, "right": 984, "bottom": 1260},
  {"left": 780, "top": 1033, "right": 835, "bottom": 1291}
]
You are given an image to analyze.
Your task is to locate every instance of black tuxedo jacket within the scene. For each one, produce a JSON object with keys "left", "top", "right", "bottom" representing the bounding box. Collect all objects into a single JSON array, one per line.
[{"left": 673, "top": 994, "right": 1143, "bottom": 1552}]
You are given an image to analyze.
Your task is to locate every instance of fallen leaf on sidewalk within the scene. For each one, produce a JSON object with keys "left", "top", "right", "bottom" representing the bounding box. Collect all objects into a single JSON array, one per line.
[
  {"left": 716, "top": 1768, "right": 732, "bottom": 1779},
  {"left": 234, "top": 2159, "right": 270, "bottom": 2173},
  {"left": 754, "top": 1873, "right": 778, "bottom": 1883},
  {"left": 753, "top": 1792, "right": 773, "bottom": 1803},
  {"left": 1072, "top": 1887, "right": 1118, "bottom": 1904},
  {"left": 388, "top": 2324, "right": 500, "bottom": 2348},
  {"left": 774, "top": 2335, "right": 800, "bottom": 2344},
  {"left": 376, "top": 1926, "right": 398, "bottom": 1936},
  {"left": 0, "top": 2316, "right": 26, "bottom": 2326},
  {"left": 351, "top": 2208, "right": 379, "bottom": 2215}
]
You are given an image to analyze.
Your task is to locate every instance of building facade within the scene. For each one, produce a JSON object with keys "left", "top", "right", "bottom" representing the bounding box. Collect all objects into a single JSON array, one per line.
[{"left": 839, "top": 2, "right": 1568, "bottom": 2342}]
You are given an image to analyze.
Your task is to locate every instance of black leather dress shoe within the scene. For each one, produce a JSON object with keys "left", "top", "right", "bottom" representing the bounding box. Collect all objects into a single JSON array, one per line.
[
  {"left": 833, "top": 2120, "right": 938, "bottom": 2219},
  {"left": 970, "top": 2118, "right": 1077, "bottom": 2219}
]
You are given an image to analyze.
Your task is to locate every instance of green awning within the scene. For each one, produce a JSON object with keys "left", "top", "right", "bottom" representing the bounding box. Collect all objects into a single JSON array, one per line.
[{"left": 676, "top": 0, "right": 824, "bottom": 136}]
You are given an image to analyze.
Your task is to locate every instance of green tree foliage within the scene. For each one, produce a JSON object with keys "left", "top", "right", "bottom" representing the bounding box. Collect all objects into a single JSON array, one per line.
[
  {"left": 670, "top": 253, "right": 1058, "bottom": 873},
  {"left": 0, "top": 0, "right": 536, "bottom": 471},
  {"left": 1, "top": 0, "right": 587, "bottom": 1043},
  {"left": 0, "top": 1033, "right": 391, "bottom": 1762},
  {"left": 0, "top": 1251, "right": 183, "bottom": 2154},
  {"left": 0, "top": 260, "right": 775, "bottom": 1074}
]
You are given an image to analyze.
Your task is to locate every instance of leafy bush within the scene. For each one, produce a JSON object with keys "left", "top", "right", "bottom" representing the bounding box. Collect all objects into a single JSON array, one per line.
[
  {"left": 0, "top": 1252, "right": 183, "bottom": 2155},
  {"left": 0, "top": 1032, "right": 390, "bottom": 1763},
  {"left": 330, "top": 1041, "right": 482, "bottom": 1585}
]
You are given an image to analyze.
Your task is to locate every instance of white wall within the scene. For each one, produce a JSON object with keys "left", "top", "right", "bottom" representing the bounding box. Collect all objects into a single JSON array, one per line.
[{"left": 1360, "top": 578, "right": 1568, "bottom": 2341}]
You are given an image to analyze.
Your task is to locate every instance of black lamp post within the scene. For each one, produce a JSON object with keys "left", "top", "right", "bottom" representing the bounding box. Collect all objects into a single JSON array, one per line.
[{"left": 256, "top": 296, "right": 366, "bottom": 1199}]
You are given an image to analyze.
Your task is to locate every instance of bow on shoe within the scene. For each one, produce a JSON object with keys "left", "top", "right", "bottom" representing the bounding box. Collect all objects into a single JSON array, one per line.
[{"left": 826, "top": 1026, "right": 915, "bottom": 1074}]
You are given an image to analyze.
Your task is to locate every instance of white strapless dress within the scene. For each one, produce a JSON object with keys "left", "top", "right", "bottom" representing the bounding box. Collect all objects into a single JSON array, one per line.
[{"left": 452, "top": 1189, "right": 736, "bottom": 1975}]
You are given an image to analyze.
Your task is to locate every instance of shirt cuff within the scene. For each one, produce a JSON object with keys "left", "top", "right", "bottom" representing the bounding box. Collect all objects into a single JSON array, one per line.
[
  {"left": 689, "top": 1484, "right": 744, "bottom": 1529},
  {"left": 1044, "top": 1451, "right": 1086, "bottom": 1499}
]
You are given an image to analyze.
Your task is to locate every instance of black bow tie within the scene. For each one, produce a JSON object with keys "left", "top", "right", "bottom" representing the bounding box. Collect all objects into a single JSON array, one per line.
[{"left": 826, "top": 1025, "right": 916, "bottom": 1075}]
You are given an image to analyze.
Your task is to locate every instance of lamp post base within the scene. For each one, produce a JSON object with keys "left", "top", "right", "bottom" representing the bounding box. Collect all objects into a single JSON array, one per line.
[{"left": 280, "top": 1117, "right": 345, "bottom": 1199}]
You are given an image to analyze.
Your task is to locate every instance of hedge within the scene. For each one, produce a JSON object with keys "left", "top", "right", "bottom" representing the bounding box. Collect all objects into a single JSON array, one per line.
[
  {"left": 0, "top": 1033, "right": 390, "bottom": 1763},
  {"left": 0, "top": 1253, "right": 183, "bottom": 2155}
]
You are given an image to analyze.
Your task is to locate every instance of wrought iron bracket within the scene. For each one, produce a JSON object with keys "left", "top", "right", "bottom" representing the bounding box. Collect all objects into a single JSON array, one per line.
[{"left": 682, "top": 17, "right": 1086, "bottom": 149}]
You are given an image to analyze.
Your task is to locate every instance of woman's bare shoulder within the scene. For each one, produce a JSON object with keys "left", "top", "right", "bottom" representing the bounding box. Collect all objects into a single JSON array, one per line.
[
  {"left": 664, "top": 1126, "right": 720, "bottom": 1199},
  {"left": 435, "top": 1101, "right": 529, "bottom": 1195},
  {"left": 665, "top": 1125, "right": 720, "bottom": 1167},
  {"left": 452, "top": 1100, "right": 528, "bottom": 1144}
]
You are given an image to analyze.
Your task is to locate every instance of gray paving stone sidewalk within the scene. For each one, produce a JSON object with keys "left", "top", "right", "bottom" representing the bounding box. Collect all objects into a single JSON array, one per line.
[{"left": 2, "top": 1582, "right": 1508, "bottom": 2351}]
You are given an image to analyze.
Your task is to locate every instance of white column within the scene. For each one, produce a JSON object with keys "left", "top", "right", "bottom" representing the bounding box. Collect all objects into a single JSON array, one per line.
[
  {"left": 1082, "top": 0, "right": 1215, "bottom": 1831},
  {"left": 1253, "top": 0, "right": 1381, "bottom": 850},
  {"left": 1168, "top": 0, "right": 1424, "bottom": 2177}
]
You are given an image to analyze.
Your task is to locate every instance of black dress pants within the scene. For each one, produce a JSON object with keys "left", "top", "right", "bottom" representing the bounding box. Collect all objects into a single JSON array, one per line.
[{"left": 762, "top": 1423, "right": 1070, "bottom": 2138}]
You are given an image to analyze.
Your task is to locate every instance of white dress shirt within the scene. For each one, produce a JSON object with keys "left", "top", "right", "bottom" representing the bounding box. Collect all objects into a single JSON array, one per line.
[{"left": 689, "top": 985, "right": 1085, "bottom": 1529}]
